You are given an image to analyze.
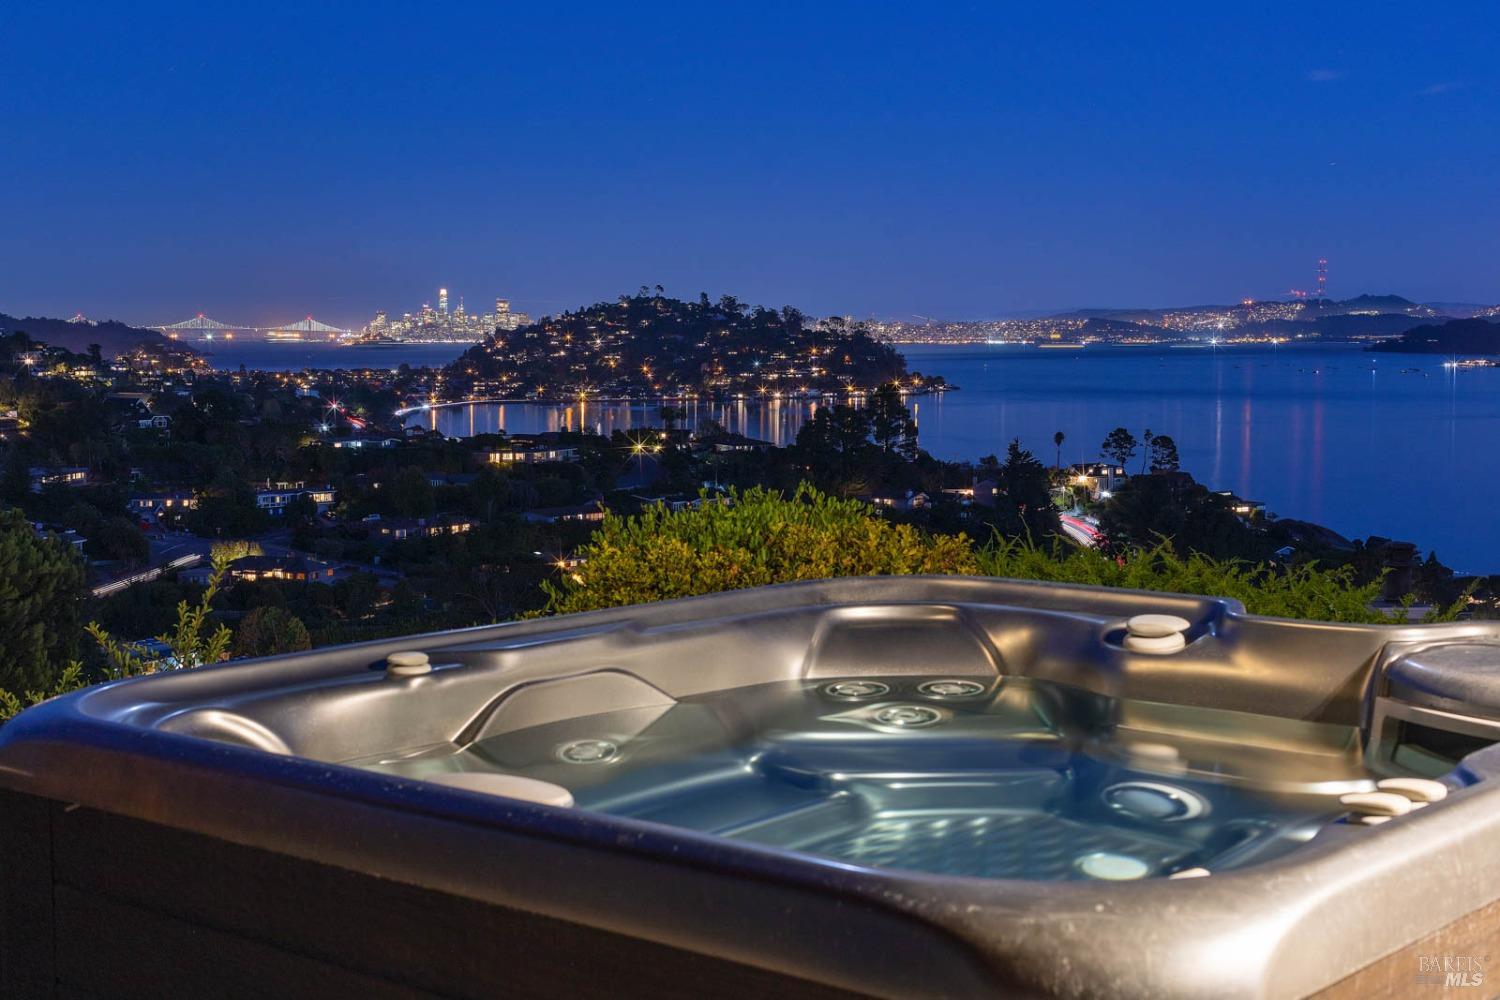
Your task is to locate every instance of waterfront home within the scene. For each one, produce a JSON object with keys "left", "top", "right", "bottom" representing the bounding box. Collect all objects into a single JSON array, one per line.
[
  {"left": 487, "top": 436, "right": 581, "bottom": 465},
  {"left": 699, "top": 431, "right": 774, "bottom": 453},
  {"left": 1214, "top": 490, "right": 1266, "bottom": 520}
]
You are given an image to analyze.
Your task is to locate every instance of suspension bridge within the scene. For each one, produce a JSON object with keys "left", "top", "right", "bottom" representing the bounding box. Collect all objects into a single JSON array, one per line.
[{"left": 154, "top": 313, "right": 355, "bottom": 338}]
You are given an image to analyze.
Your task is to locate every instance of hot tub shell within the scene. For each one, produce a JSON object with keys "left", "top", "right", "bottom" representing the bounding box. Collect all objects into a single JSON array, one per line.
[{"left": 3, "top": 576, "right": 1500, "bottom": 998}]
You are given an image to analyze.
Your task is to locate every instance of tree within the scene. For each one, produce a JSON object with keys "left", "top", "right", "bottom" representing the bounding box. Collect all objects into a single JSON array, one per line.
[
  {"left": 1101, "top": 427, "right": 1138, "bottom": 469},
  {"left": 211, "top": 539, "right": 264, "bottom": 564},
  {"left": 1097, "top": 474, "right": 1262, "bottom": 562},
  {"left": 187, "top": 487, "right": 268, "bottom": 538},
  {"left": 0, "top": 663, "right": 84, "bottom": 723},
  {"left": 1148, "top": 434, "right": 1181, "bottom": 473},
  {"left": 696, "top": 418, "right": 729, "bottom": 441},
  {"left": 87, "top": 516, "right": 150, "bottom": 564},
  {"left": 657, "top": 405, "right": 687, "bottom": 432},
  {"left": 1, "top": 450, "right": 30, "bottom": 505},
  {"left": 388, "top": 467, "right": 435, "bottom": 518},
  {"left": 791, "top": 406, "right": 876, "bottom": 495},
  {"left": 1053, "top": 430, "right": 1066, "bottom": 470},
  {"left": 232, "top": 607, "right": 312, "bottom": 659},
  {"left": 0, "top": 508, "right": 88, "bottom": 694},
  {"left": 283, "top": 491, "right": 318, "bottom": 524},
  {"left": 1140, "top": 429, "right": 1155, "bottom": 475},
  {"left": 988, "top": 439, "right": 1060, "bottom": 540},
  {"left": 338, "top": 572, "right": 381, "bottom": 620},
  {"left": 867, "top": 383, "right": 918, "bottom": 459},
  {"left": 89, "top": 550, "right": 234, "bottom": 676}
]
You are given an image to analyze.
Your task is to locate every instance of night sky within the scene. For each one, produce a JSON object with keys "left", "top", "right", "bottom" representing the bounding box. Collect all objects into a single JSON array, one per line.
[{"left": 3, "top": 3, "right": 1497, "bottom": 326}]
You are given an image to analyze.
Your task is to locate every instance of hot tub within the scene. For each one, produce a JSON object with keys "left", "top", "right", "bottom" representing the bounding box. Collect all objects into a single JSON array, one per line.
[{"left": 3, "top": 576, "right": 1500, "bottom": 998}]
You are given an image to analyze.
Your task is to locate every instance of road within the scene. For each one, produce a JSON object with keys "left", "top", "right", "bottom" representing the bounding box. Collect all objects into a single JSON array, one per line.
[{"left": 1059, "top": 513, "right": 1102, "bottom": 548}]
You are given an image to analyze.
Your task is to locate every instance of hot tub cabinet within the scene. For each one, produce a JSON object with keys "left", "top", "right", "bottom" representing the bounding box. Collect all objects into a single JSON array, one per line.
[{"left": 4, "top": 577, "right": 1500, "bottom": 998}]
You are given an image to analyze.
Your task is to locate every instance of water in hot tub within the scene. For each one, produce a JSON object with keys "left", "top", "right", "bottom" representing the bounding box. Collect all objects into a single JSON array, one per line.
[{"left": 366, "top": 675, "right": 1395, "bottom": 881}]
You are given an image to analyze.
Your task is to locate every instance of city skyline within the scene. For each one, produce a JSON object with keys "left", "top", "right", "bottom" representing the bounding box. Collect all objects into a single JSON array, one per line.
[
  {"left": 46, "top": 266, "right": 1498, "bottom": 337},
  {"left": 5, "top": 4, "right": 1500, "bottom": 322}
]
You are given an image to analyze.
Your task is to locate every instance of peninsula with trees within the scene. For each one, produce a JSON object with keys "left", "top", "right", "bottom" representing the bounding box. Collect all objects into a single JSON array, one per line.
[
  {"left": 437, "top": 288, "right": 950, "bottom": 402},
  {"left": 1368, "top": 317, "right": 1500, "bottom": 355}
]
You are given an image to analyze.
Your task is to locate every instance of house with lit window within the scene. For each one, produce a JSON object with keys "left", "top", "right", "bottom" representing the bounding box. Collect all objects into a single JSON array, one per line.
[
  {"left": 860, "top": 490, "right": 931, "bottom": 513},
  {"left": 520, "top": 500, "right": 607, "bottom": 525},
  {"left": 426, "top": 472, "right": 480, "bottom": 488},
  {"left": 365, "top": 514, "right": 477, "bottom": 542},
  {"left": 127, "top": 492, "right": 200, "bottom": 518},
  {"left": 331, "top": 436, "right": 401, "bottom": 449},
  {"left": 1064, "top": 463, "right": 1127, "bottom": 500},
  {"left": 1214, "top": 491, "right": 1266, "bottom": 521},
  {"left": 31, "top": 522, "right": 86, "bottom": 553},
  {"left": 222, "top": 555, "right": 336, "bottom": 584},
  {"left": 254, "top": 482, "right": 338, "bottom": 516},
  {"left": 486, "top": 435, "right": 580, "bottom": 465},
  {"left": 28, "top": 467, "right": 89, "bottom": 492},
  {"left": 699, "top": 432, "right": 774, "bottom": 453}
]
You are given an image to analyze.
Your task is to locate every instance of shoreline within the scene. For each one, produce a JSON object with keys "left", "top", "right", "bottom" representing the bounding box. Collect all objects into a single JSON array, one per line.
[{"left": 396, "top": 385, "right": 955, "bottom": 415}]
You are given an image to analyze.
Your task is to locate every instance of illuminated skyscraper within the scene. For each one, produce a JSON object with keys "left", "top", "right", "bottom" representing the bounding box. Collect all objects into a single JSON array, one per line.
[{"left": 439, "top": 287, "right": 449, "bottom": 313}]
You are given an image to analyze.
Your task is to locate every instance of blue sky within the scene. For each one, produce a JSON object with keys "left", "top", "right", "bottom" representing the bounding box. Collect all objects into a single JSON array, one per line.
[{"left": 2, "top": 2, "right": 1497, "bottom": 325}]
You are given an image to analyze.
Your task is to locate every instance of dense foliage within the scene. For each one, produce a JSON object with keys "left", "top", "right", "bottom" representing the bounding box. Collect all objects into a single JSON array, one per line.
[
  {"left": 542, "top": 484, "right": 977, "bottom": 614},
  {"left": 542, "top": 483, "right": 1459, "bottom": 623},
  {"left": 1098, "top": 474, "right": 1266, "bottom": 561},
  {"left": 0, "top": 508, "right": 88, "bottom": 692},
  {"left": 232, "top": 606, "right": 312, "bottom": 659},
  {"left": 976, "top": 537, "right": 1465, "bottom": 623}
]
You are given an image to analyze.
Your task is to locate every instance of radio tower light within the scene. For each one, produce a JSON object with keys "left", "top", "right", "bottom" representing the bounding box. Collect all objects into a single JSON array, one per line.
[{"left": 1316, "top": 258, "right": 1328, "bottom": 299}]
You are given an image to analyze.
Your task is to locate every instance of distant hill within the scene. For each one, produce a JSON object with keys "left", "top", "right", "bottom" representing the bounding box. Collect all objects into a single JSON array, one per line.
[
  {"left": 1027, "top": 296, "right": 1448, "bottom": 347},
  {"left": 1303, "top": 294, "right": 1434, "bottom": 316},
  {"left": 1421, "top": 302, "right": 1497, "bottom": 318},
  {"left": 1251, "top": 313, "right": 1431, "bottom": 340},
  {"left": 1051, "top": 307, "right": 1195, "bottom": 323},
  {"left": 1077, "top": 317, "right": 1179, "bottom": 339},
  {"left": 0, "top": 312, "right": 194, "bottom": 359},
  {"left": 443, "top": 291, "right": 938, "bottom": 399},
  {"left": 1368, "top": 317, "right": 1500, "bottom": 355}
]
